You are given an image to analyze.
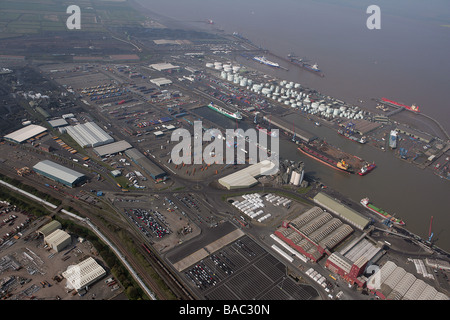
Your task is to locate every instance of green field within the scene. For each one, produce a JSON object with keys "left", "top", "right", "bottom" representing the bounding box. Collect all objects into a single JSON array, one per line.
[{"left": 0, "top": 0, "right": 146, "bottom": 37}]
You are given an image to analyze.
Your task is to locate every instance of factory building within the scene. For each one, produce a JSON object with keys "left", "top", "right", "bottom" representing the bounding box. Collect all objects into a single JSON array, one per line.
[
  {"left": 325, "top": 234, "right": 384, "bottom": 287},
  {"left": 366, "top": 260, "right": 449, "bottom": 300},
  {"left": 125, "top": 148, "right": 167, "bottom": 181},
  {"left": 62, "top": 256, "right": 106, "bottom": 292},
  {"left": 313, "top": 192, "right": 370, "bottom": 231},
  {"left": 66, "top": 122, "right": 114, "bottom": 148},
  {"left": 93, "top": 140, "right": 132, "bottom": 157},
  {"left": 44, "top": 229, "right": 71, "bottom": 252},
  {"left": 274, "top": 206, "right": 354, "bottom": 262},
  {"left": 37, "top": 220, "right": 62, "bottom": 237},
  {"left": 3, "top": 124, "right": 47, "bottom": 144},
  {"left": 33, "top": 160, "right": 86, "bottom": 188},
  {"left": 218, "top": 160, "right": 277, "bottom": 190}
]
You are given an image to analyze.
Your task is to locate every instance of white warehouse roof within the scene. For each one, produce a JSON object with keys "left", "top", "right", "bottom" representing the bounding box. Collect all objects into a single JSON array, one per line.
[
  {"left": 150, "top": 77, "right": 172, "bottom": 87},
  {"left": 93, "top": 140, "right": 132, "bottom": 157},
  {"left": 48, "top": 118, "right": 68, "bottom": 128},
  {"left": 149, "top": 63, "right": 179, "bottom": 71},
  {"left": 66, "top": 122, "right": 114, "bottom": 148},
  {"left": 218, "top": 160, "right": 277, "bottom": 190},
  {"left": 3, "top": 124, "right": 47, "bottom": 143},
  {"left": 62, "top": 257, "right": 106, "bottom": 291}
]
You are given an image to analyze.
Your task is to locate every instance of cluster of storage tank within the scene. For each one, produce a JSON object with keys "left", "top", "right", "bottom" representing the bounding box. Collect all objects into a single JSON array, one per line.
[
  {"left": 206, "top": 61, "right": 242, "bottom": 73},
  {"left": 251, "top": 80, "right": 370, "bottom": 121},
  {"left": 232, "top": 193, "right": 269, "bottom": 221},
  {"left": 207, "top": 61, "right": 373, "bottom": 121},
  {"left": 220, "top": 71, "right": 253, "bottom": 88},
  {"left": 305, "top": 102, "right": 368, "bottom": 121}
]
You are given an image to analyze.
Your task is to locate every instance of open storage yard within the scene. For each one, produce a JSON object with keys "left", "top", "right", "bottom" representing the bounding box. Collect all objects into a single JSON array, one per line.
[
  {"left": 168, "top": 231, "right": 318, "bottom": 300},
  {"left": 0, "top": 204, "right": 122, "bottom": 300}
]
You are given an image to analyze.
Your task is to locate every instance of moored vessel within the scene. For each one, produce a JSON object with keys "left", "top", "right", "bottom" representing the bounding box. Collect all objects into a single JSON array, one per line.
[
  {"left": 360, "top": 198, "right": 405, "bottom": 226},
  {"left": 253, "top": 56, "right": 280, "bottom": 68},
  {"left": 207, "top": 102, "right": 242, "bottom": 120},
  {"left": 381, "top": 98, "right": 420, "bottom": 113},
  {"left": 297, "top": 143, "right": 353, "bottom": 173},
  {"left": 287, "top": 54, "right": 324, "bottom": 77},
  {"left": 338, "top": 129, "right": 367, "bottom": 144}
]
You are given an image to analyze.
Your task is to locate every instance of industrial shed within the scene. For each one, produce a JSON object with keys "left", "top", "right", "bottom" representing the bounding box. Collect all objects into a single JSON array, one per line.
[
  {"left": 125, "top": 148, "right": 167, "bottom": 181},
  {"left": 218, "top": 160, "right": 277, "bottom": 190},
  {"left": 3, "top": 124, "right": 47, "bottom": 144},
  {"left": 37, "top": 220, "right": 62, "bottom": 237},
  {"left": 274, "top": 206, "right": 354, "bottom": 262},
  {"left": 62, "top": 257, "right": 106, "bottom": 291},
  {"left": 367, "top": 260, "right": 449, "bottom": 300},
  {"left": 149, "top": 62, "right": 180, "bottom": 72},
  {"left": 150, "top": 77, "right": 172, "bottom": 87},
  {"left": 93, "top": 140, "right": 132, "bottom": 157},
  {"left": 48, "top": 118, "right": 68, "bottom": 128},
  {"left": 33, "top": 160, "right": 86, "bottom": 188},
  {"left": 66, "top": 122, "right": 114, "bottom": 148},
  {"left": 313, "top": 192, "right": 370, "bottom": 230},
  {"left": 44, "top": 229, "right": 71, "bottom": 252}
]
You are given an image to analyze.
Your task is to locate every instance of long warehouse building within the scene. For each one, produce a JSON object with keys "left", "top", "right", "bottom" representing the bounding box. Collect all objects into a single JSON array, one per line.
[
  {"left": 125, "top": 148, "right": 167, "bottom": 181},
  {"left": 313, "top": 192, "right": 370, "bottom": 231},
  {"left": 93, "top": 140, "right": 132, "bottom": 157},
  {"left": 66, "top": 122, "right": 114, "bottom": 148},
  {"left": 3, "top": 124, "right": 47, "bottom": 144},
  {"left": 33, "top": 160, "right": 86, "bottom": 188},
  {"left": 263, "top": 115, "right": 316, "bottom": 143}
]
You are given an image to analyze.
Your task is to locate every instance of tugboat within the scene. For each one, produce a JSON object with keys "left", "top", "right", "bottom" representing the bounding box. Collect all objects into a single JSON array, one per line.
[{"left": 358, "top": 163, "right": 376, "bottom": 176}]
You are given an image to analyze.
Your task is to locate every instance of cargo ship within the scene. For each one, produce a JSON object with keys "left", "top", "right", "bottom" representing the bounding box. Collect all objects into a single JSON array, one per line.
[
  {"left": 256, "top": 124, "right": 278, "bottom": 137},
  {"left": 338, "top": 129, "right": 367, "bottom": 144},
  {"left": 381, "top": 98, "right": 420, "bottom": 113},
  {"left": 358, "top": 163, "right": 376, "bottom": 176},
  {"left": 287, "top": 54, "right": 324, "bottom": 77},
  {"left": 253, "top": 56, "right": 280, "bottom": 68},
  {"left": 297, "top": 143, "right": 353, "bottom": 173},
  {"left": 207, "top": 102, "right": 242, "bottom": 120},
  {"left": 360, "top": 198, "right": 405, "bottom": 226}
]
